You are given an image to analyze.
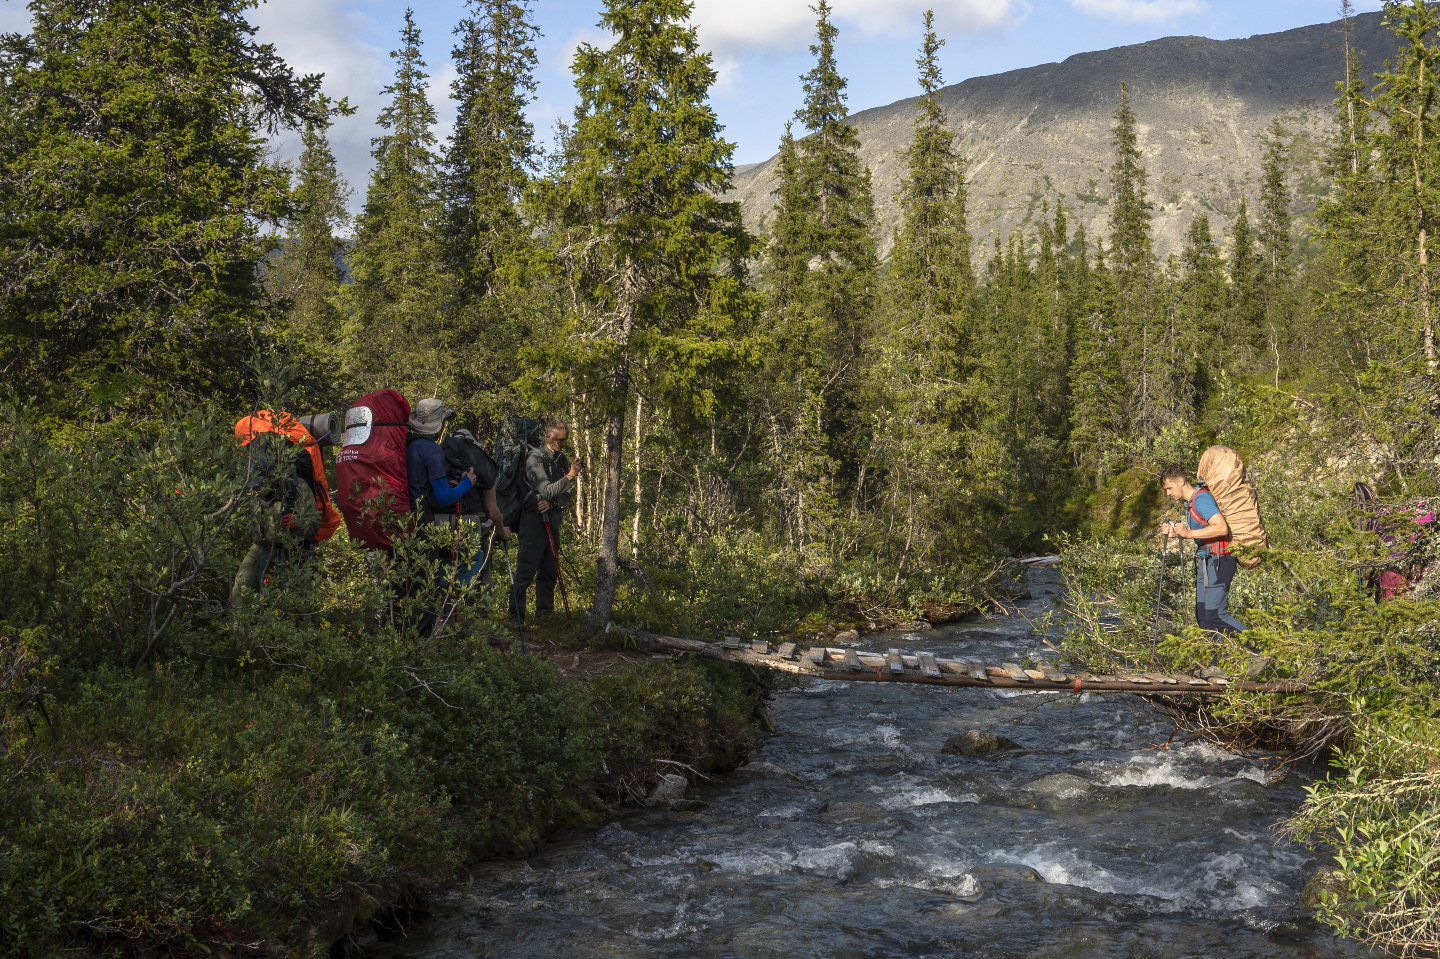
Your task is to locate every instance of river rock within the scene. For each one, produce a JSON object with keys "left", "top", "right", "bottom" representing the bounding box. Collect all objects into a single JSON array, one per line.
[
  {"left": 969, "top": 864, "right": 1046, "bottom": 884},
  {"left": 735, "top": 761, "right": 800, "bottom": 781},
  {"left": 834, "top": 629, "right": 860, "bottom": 644},
  {"left": 1299, "top": 865, "right": 1347, "bottom": 908},
  {"left": 1025, "top": 773, "right": 1092, "bottom": 801},
  {"left": 817, "top": 801, "right": 888, "bottom": 825},
  {"left": 942, "top": 730, "right": 1022, "bottom": 757},
  {"left": 899, "top": 619, "right": 933, "bottom": 631},
  {"left": 645, "top": 773, "right": 687, "bottom": 807}
]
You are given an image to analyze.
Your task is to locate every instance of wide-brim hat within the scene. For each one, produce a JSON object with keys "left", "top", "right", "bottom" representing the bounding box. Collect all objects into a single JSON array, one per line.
[{"left": 409, "top": 398, "right": 456, "bottom": 435}]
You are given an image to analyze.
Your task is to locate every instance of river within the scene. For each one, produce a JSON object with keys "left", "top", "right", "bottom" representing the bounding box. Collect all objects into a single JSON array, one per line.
[{"left": 366, "top": 567, "right": 1368, "bottom": 958}]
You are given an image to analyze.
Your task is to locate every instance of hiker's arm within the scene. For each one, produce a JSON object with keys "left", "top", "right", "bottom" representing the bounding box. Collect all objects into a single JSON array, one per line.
[
  {"left": 1170, "top": 512, "right": 1229, "bottom": 540},
  {"left": 429, "top": 474, "right": 472, "bottom": 507},
  {"left": 483, "top": 487, "right": 511, "bottom": 540},
  {"left": 525, "top": 455, "right": 572, "bottom": 503}
]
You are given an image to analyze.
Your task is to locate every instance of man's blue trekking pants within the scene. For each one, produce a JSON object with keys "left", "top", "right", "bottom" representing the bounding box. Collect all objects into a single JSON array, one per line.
[{"left": 1195, "top": 552, "right": 1247, "bottom": 634}]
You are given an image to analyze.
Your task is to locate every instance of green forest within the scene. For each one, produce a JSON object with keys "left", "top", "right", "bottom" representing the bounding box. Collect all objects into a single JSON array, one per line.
[{"left": 4, "top": 0, "right": 1440, "bottom": 952}]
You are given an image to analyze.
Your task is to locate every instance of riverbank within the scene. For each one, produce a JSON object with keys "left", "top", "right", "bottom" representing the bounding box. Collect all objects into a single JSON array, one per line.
[{"left": 0, "top": 621, "right": 769, "bottom": 958}]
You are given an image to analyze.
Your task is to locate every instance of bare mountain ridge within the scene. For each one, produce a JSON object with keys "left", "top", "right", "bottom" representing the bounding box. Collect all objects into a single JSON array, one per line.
[{"left": 727, "top": 12, "right": 1393, "bottom": 263}]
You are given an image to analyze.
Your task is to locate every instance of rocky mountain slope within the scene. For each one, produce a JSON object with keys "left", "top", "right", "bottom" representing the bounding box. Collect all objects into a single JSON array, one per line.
[{"left": 727, "top": 13, "right": 1393, "bottom": 263}]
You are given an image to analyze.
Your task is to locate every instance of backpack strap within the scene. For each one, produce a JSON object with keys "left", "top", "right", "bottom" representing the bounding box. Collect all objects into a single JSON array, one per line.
[{"left": 1188, "top": 496, "right": 1231, "bottom": 556}]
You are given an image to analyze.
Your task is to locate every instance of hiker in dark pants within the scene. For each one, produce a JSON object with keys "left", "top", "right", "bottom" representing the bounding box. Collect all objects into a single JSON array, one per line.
[
  {"left": 401, "top": 399, "right": 475, "bottom": 634},
  {"left": 509, "top": 420, "right": 582, "bottom": 628},
  {"left": 1161, "top": 464, "right": 1247, "bottom": 635}
]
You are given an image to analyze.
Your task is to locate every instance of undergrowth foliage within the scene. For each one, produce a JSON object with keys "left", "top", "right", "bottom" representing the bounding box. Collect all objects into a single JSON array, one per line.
[
  {"left": 0, "top": 388, "right": 763, "bottom": 955},
  {"left": 1054, "top": 392, "right": 1440, "bottom": 954}
]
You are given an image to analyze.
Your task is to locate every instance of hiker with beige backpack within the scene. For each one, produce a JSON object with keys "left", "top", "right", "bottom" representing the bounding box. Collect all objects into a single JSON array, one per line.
[{"left": 1160, "top": 447, "right": 1268, "bottom": 635}]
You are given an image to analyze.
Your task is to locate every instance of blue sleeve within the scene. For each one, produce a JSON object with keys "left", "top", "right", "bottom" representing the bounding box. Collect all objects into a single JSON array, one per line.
[
  {"left": 430, "top": 475, "right": 472, "bottom": 507},
  {"left": 1192, "top": 491, "right": 1220, "bottom": 521}
]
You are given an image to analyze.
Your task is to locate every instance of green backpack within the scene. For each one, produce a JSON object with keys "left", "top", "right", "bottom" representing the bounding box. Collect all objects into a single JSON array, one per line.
[{"left": 493, "top": 415, "right": 541, "bottom": 527}]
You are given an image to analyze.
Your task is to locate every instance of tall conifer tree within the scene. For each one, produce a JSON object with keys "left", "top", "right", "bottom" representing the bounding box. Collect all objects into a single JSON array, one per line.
[
  {"left": 268, "top": 103, "right": 351, "bottom": 358},
  {"left": 342, "top": 11, "right": 452, "bottom": 393},
  {"left": 446, "top": 0, "right": 540, "bottom": 299},
  {"left": 870, "top": 11, "right": 979, "bottom": 565},
  {"left": 761, "top": 0, "right": 877, "bottom": 560},
  {"left": 1175, "top": 213, "right": 1226, "bottom": 382},
  {"left": 0, "top": 0, "right": 324, "bottom": 418},
  {"left": 1228, "top": 198, "right": 1264, "bottom": 353},
  {"left": 531, "top": 0, "right": 754, "bottom": 622}
]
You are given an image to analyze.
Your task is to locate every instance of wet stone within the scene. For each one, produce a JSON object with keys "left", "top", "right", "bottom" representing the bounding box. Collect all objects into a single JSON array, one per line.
[
  {"left": 644, "top": 773, "right": 687, "bottom": 807},
  {"left": 1299, "top": 865, "right": 1347, "bottom": 908},
  {"left": 969, "top": 864, "right": 1046, "bottom": 884},
  {"left": 734, "top": 761, "right": 801, "bottom": 781},
  {"left": 1024, "top": 772, "right": 1092, "bottom": 801},
  {"left": 941, "top": 729, "right": 1022, "bottom": 757}
]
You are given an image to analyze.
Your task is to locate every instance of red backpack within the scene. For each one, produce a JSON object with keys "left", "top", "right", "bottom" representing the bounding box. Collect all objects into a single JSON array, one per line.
[{"left": 335, "top": 389, "right": 410, "bottom": 548}]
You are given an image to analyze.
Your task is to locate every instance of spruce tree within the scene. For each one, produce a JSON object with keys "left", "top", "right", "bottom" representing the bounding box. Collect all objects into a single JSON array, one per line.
[
  {"left": 446, "top": 0, "right": 540, "bottom": 299},
  {"left": 1259, "top": 118, "right": 1294, "bottom": 282},
  {"left": 761, "top": 0, "right": 878, "bottom": 560},
  {"left": 1228, "top": 197, "right": 1264, "bottom": 352},
  {"left": 871, "top": 11, "right": 978, "bottom": 566},
  {"left": 267, "top": 102, "right": 352, "bottom": 359},
  {"left": 530, "top": 0, "right": 754, "bottom": 622},
  {"left": 1070, "top": 84, "right": 1183, "bottom": 472},
  {"left": 1175, "top": 213, "right": 1226, "bottom": 381},
  {"left": 1345, "top": 0, "right": 1440, "bottom": 369},
  {"left": 341, "top": 10, "right": 452, "bottom": 394},
  {"left": 0, "top": 0, "right": 324, "bottom": 419}
]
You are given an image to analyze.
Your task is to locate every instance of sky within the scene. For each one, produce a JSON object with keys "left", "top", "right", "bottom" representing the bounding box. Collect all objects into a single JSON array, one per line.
[{"left": 0, "top": 0, "right": 1386, "bottom": 214}]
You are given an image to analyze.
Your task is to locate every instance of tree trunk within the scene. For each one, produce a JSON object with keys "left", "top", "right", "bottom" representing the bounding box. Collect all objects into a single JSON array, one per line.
[
  {"left": 593, "top": 363, "right": 631, "bottom": 623},
  {"left": 631, "top": 391, "right": 643, "bottom": 549}
]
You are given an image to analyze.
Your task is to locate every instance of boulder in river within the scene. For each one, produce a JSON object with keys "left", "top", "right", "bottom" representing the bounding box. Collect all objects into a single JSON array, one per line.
[
  {"left": 1299, "top": 865, "right": 1348, "bottom": 909},
  {"left": 969, "top": 864, "right": 1045, "bottom": 884},
  {"left": 735, "top": 761, "right": 800, "bottom": 781},
  {"left": 899, "top": 619, "right": 933, "bottom": 631},
  {"left": 833, "top": 629, "right": 860, "bottom": 644},
  {"left": 1024, "top": 772, "right": 1092, "bottom": 801},
  {"left": 645, "top": 773, "right": 688, "bottom": 807},
  {"left": 941, "top": 730, "right": 1022, "bottom": 757}
]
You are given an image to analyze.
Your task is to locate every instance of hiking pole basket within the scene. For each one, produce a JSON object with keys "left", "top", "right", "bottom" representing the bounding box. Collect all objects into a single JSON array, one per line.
[{"left": 542, "top": 514, "right": 572, "bottom": 621}]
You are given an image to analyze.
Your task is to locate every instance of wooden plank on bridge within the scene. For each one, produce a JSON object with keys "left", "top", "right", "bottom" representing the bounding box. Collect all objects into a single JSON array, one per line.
[
  {"left": 887, "top": 649, "right": 905, "bottom": 674},
  {"left": 777, "top": 642, "right": 797, "bottom": 660},
  {"left": 844, "top": 648, "right": 863, "bottom": 671},
  {"left": 918, "top": 652, "right": 941, "bottom": 678},
  {"left": 752, "top": 639, "right": 770, "bottom": 655},
  {"left": 806, "top": 647, "right": 826, "bottom": 665},
  {"left": 1003, "top": 663, "right": 1030, "bottom": 682}
]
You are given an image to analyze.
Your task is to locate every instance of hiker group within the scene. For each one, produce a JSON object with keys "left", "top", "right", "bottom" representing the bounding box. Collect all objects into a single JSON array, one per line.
[{"left": 230, "top": 389, "right": 583, "bottom": 632}]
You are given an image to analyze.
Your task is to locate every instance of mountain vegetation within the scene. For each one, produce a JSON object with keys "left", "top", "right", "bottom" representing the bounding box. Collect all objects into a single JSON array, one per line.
[{"left": 3, "top": 0, "right": 1440, "bottom": 952}]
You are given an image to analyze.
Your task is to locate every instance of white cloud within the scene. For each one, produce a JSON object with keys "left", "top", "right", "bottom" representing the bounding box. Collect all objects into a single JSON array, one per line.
[
  {"left": 250, "top": 0, "right": 410, "bottom": 215},
  {"left": 1068, "top": 0, "right": 1204, "bottom": 23},
  {"left": 688, "top": 0, "right": 1022, "bottom": 58}
]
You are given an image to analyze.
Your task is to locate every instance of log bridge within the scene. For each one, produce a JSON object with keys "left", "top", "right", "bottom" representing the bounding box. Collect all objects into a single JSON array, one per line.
[{"left": 625, "top": 630, "right": 1307, "bottom": 695}]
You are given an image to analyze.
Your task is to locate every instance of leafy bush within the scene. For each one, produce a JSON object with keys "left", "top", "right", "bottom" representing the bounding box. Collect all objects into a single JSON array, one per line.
[{"left": 0, "top": 394, "right": 764, "bottom": 956}]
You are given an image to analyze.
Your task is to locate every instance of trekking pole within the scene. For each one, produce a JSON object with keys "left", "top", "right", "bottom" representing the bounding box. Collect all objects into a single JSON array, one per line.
[
  {"left": 542, "top": 514, "right": 572, "bottom": 621},
  {"left": 1153, "top": 524, "right": 1171, "bottom": 654}
]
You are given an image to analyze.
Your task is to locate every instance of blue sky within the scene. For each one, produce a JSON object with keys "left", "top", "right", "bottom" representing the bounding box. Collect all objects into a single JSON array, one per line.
[{"left": 0, "top": 0, "right": 1386, "bottom": 212}]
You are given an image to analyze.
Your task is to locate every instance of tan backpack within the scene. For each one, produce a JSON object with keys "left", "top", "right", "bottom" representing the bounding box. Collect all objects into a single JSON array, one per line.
[{"left": 1197, "top": 446, "right": 1267, "bottom": 569}]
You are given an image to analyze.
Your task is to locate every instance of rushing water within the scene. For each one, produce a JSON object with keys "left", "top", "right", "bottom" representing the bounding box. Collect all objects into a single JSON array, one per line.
[{"left": 372, "top": 569, "right": 1368, "bottom": 958}]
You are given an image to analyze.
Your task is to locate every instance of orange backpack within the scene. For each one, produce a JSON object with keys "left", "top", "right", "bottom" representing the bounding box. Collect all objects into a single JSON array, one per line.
[{"left": 234, "top": 410, "right": 343, "bottom": 542}]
